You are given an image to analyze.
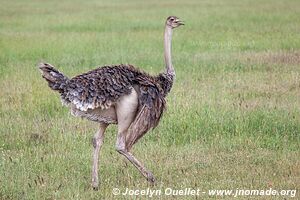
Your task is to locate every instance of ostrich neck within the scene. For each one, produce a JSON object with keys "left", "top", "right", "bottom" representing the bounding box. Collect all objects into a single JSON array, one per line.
[{"left": 164, "top": 26, "right": 175, "bottom": 76}]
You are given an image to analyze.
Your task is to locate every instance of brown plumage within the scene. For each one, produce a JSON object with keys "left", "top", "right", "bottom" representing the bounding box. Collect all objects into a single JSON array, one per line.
[
  {"left": 39, "top": 63, "right": 168, "bottom": 130},
  {"left": 38, "top": 16, "right": 184, "bottom": 189}
]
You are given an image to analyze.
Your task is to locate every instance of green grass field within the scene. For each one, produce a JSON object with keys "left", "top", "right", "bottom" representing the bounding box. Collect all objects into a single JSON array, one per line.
[{"left": 0, "top": 0, "right": 299, "bottom": 199}]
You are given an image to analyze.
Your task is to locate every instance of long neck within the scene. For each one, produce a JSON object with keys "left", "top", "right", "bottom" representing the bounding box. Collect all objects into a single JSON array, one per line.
[{"left": 164, "top": 25, "right": 175, "bottom": 76}]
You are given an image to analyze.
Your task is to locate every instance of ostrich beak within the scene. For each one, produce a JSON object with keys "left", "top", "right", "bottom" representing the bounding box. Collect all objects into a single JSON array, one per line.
[
  {"left": 178, "top": 21, "right": 185, "bottom": 25},
  {"left": 176, "top": 20, "right": 184, "bottom": 26}
]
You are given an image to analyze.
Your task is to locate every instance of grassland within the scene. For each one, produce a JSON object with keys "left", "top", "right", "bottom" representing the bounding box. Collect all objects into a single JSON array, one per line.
[{"left": 0, "top": 0, "right": 299, "bottom": 199}]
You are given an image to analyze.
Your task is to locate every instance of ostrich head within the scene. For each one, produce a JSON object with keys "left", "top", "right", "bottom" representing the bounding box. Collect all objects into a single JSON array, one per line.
[{"left": 166, "top": 16, "right": 184, "bottom": 29}]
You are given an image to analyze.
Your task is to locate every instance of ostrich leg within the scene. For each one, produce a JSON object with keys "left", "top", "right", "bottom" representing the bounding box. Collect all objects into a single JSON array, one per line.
[
  {"left": 116, "top": 133, "right": 155, "bottom": 183},
  {"left": 115, "top": 89, "right": 155, "bottom": 183},
  {"left": 91, "top": 123, "right": 108, "bottom": 189}
]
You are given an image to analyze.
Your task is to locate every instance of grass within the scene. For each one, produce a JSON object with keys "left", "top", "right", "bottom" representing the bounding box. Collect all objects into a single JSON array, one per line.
[{"left": 0, "top": 0, "right": 299, "bottom": 199}]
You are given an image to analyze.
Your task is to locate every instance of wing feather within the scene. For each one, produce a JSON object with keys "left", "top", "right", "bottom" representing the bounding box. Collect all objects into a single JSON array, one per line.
[{"left": 61, "top": 65, "right": 135, "bottom": 111}]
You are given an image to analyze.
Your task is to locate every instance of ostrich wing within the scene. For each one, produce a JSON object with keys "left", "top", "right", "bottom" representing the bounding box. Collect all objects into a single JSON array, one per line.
[
  {"left": 61, "top": 65, "right": 136, "bottom": 111},
  {"left": 126, "top": 85, "right": 166, "bottom": 150}
]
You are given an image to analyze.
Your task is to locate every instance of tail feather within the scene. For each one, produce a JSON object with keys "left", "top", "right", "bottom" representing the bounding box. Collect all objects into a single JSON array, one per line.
[{"left": 38, "top": 63, "right": 69, "bottom": 92}]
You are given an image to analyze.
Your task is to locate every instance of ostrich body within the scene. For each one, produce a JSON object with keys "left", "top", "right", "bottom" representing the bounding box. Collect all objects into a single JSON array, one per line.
[{"left": 39, "top": 16, "right": 184, "bottom": 189}]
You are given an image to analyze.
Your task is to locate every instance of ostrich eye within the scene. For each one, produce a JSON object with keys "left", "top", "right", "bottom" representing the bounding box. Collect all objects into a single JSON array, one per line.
[{"left": 170, "top": 18, "right": 174, "bottom": 22}]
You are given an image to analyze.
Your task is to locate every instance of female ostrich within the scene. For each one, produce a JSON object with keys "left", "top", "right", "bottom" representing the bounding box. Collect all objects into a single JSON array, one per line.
[{"left": 39, "top": 16, "right": 184, "bottom": 189}]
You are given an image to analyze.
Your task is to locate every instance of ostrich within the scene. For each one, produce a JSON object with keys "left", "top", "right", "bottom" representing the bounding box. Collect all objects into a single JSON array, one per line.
[{"left": 39, "top": 16, "right": 184, "bottom": 189}]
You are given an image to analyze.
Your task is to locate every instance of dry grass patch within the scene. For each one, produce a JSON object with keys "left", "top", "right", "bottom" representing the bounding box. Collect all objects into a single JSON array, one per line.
[{"left": 240, "top": 50, "right": 300, "bottom": 66}]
